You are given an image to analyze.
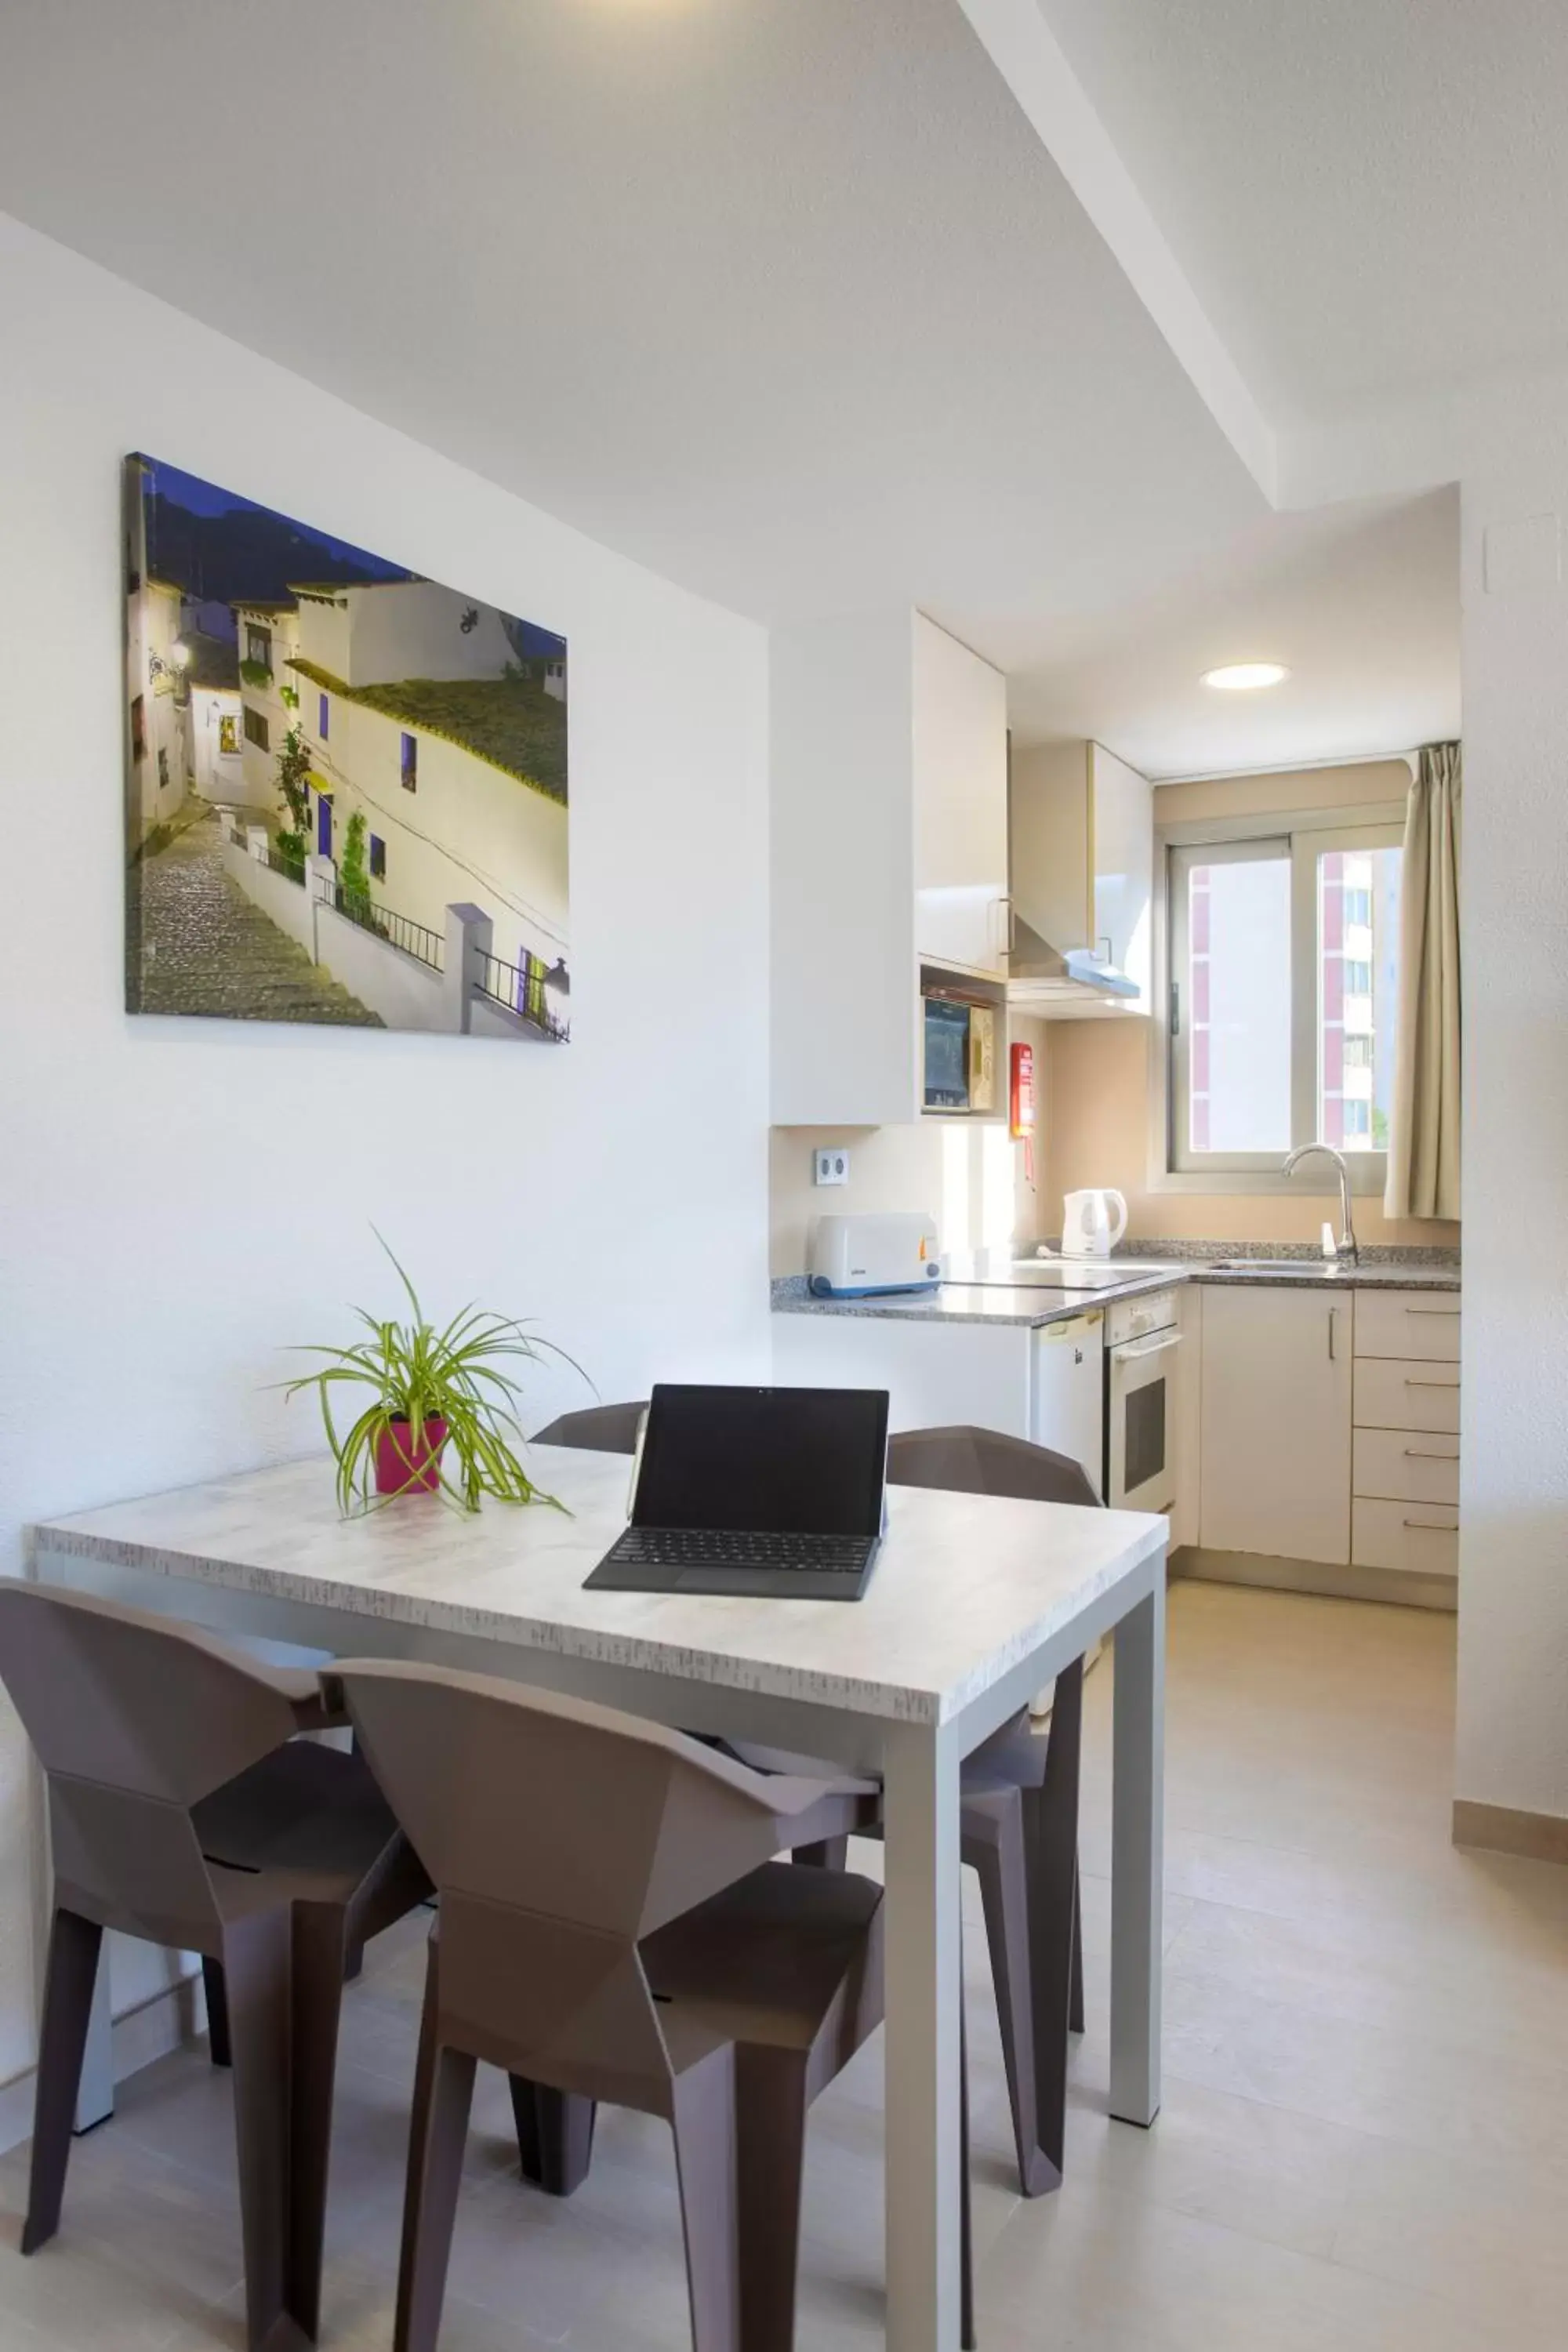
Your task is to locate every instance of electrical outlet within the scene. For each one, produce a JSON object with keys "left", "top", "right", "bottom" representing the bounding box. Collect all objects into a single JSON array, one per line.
[{"left": 813, "top": 1147, "right": 851, "bottom": 1186}]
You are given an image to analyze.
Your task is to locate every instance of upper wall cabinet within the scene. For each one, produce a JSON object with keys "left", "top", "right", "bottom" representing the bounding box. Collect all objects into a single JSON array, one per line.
[
  {"left": 1009, "top": 740, "right": 1153, "bottom": 1018},
  {"left": 912, "top": 614, "right": 1010, "bottom": 979},
  {"left": 771, "top": 610, "right": 1008, "bottom": 1125}
]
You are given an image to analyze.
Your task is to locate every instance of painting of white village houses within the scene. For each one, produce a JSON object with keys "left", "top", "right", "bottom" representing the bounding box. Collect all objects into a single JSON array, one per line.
[{"left": 124, "top": 453, "right": 569, "bottom": 1041}]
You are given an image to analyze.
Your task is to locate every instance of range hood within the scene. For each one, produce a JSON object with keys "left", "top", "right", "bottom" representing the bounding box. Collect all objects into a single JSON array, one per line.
[{"left": 1007, "top": 913, "right": 1142, "bottom": 1008}]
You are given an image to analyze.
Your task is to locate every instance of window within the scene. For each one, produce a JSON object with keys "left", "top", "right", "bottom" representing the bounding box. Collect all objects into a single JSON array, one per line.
[
  {"left": 1170, "top": 840, "right": 1293, "bottom": 1157},
  {"left": 369, "top": 833, "right": 386, "bottom": 880},
  {"left": 218, "top": 712, "right": 239, "bottom": 757},
  {"left": 319, "top": 691, "right": 329, "bottom": 740},
  {"left": 130, "top": 693, "right": 146, "bottom": 762},
  {"left": 1167, "top": 820, "right": 1403, "bottom": 1178},
  {"left": 245, "top": 625, "right": 272, "bottom": 671},
  {"left": 242, "top": 704, "right": 269, "bottom": 752},
  {"left": 400, "top": 731, "right": 417, "bottom": 792}
]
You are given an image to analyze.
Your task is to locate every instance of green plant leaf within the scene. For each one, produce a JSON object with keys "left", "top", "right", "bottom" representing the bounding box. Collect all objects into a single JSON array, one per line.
[{"left": 275, "top": 1231, "right": 580, "bottom": 1518}]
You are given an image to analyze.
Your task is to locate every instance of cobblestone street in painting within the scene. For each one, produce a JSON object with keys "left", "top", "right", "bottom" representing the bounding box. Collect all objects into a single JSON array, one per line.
[{"left": 129, "top": 810, "right": 382, "bottom": 1025}]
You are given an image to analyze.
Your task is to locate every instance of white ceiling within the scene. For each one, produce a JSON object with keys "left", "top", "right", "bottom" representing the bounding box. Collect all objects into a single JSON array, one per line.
[
  {"left": 1034, "top": 0, "right": 1568, "bottom": 427},
  {"left": 0, "top": 0, "right": 1261, "bottom": 640},
  {"left": 1009, "top": 486, "right": 1459, "bottom": 775},
  {"left": 0, "top": 1, "right": 1468, "bottom": 779}
]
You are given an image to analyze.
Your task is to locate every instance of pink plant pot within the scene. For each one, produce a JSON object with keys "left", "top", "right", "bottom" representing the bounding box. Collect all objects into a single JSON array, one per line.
[{"left": 374, "top": 1417, "right": 448, "bottom": 1496}]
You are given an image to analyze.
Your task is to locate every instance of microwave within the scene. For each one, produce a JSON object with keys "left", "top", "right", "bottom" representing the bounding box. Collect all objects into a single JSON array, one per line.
[{"left": 923, "top": 994, "right": 996, "bottom": 1114}]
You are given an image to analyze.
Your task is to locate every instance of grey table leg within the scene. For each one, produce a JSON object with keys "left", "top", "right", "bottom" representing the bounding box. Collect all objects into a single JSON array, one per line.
[
  {"left": 1109, "top": 1564, "right": 1165, "bottom": 2128},
  {"left": 881, "top": 1718, "right": 964, "bottom": 2350}
]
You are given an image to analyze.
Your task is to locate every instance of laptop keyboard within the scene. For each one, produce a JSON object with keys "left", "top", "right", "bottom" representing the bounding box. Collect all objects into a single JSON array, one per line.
[{"left": 609, "top": 1528, "right": 872, "bottom": 1577}]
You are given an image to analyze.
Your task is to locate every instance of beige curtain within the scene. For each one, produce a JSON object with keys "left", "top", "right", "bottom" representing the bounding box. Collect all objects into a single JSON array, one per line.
[{"left": 1385, "top": 741, "right": 1462, "bottom": 1220}]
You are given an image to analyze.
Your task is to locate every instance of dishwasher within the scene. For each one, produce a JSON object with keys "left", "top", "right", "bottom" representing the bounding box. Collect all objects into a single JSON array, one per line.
[
  {"left": 1029, "top": 1309, "right": 1105, "bottom": 1497},
  {"left": 1028, "top": 1308, "right": 1107, "bottom": 1718}
]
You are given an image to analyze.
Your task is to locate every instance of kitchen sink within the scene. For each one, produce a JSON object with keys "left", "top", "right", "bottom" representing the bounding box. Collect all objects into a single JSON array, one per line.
[{"left": 1206, "top": 1258, "right": 1349, "bottom": 1275}]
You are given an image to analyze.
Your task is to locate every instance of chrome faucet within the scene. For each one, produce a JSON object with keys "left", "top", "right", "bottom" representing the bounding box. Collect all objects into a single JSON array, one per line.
[{"left": 1283, "top": 1144, "right": 1359, "bottom": 1265}]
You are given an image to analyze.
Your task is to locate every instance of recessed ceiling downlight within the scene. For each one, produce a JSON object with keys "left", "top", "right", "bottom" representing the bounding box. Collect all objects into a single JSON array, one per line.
[{"left": 1200, "top": 662, "right": 1290, "bottom": 691}]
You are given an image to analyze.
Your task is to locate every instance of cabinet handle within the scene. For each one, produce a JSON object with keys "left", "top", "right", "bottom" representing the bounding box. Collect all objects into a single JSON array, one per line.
[
  {"left": 1404, "top": 1376, "right": 1457, "bottom": 1388},
  {"left": 1404, "top": 1305, "right": 1460, "bottom": 1316},
  {"left": 1403, "top": 1517, "right": 1459, "bottom": 1533},
  {"left": 1328, "top": 1308, "right": 1341, "bottom": 1360},
  {"left": 1403, "top": 1446, "right": 1457, "bottom": 1460}
]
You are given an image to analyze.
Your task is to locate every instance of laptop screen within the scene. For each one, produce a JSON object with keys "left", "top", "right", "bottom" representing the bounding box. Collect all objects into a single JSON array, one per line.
[{"left": 632, "top": 1385, "right": 889, "bottom": 1537}]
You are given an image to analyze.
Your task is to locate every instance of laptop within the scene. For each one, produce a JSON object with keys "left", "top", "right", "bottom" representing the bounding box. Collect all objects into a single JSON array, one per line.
[{"left": 583, "top": 1382, "right": 890, "bottom": 1600}]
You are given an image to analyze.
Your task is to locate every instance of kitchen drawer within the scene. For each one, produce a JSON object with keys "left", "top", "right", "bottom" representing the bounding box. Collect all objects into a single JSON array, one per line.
[
  {"left": 1352, "top": 1427, "right": 1459, "bottom": 1507},
  {"left": 1353, "top": 1357, "right": 1460, "bottom": 1435},
  {"left": 1354, "top": 1290, "right": 1461, "bottom": 1362},
  {"left": 1352, "top": 1497, "right": 1459, "bottom": 1577}
]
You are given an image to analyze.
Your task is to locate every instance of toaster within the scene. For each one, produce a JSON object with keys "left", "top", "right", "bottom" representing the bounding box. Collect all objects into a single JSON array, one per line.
[{"left": 808, "top": 1211, "right": 943, "bottom": 1298}]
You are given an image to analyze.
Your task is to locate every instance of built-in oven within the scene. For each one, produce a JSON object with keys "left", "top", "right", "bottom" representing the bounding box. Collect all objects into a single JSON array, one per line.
[{"left": 1105, "top": 1290, "right": 1182, "bottom": 1514}]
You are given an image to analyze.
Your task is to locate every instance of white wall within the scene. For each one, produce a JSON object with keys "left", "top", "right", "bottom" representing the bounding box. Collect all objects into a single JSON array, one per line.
[
  {"left": 769, "top": 1112, "right": 1030, "bottom": 1279},
  {"left": 1455, "top": 452, "right": 1568, "bottom": 1826},
  {"left": 0, "top": 213, "right": 771, "bottom": 2081}
]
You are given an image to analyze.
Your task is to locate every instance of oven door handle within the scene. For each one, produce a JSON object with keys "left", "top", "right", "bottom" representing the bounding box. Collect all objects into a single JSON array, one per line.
[{"left": 1112, "top": 1328, "right": 1183, "bottom": 1365}]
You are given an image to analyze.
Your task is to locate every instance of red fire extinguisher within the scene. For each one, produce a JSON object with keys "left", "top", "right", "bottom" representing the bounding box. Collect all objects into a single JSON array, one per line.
[{"left": 1010, "top": 1040, "right": 1036, "bottom": 1187}]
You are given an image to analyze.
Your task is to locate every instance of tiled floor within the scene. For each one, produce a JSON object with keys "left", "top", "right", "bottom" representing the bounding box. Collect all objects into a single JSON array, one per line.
[{"left": 4, "top": 1580, "right": 1567, "bottom": 2350}]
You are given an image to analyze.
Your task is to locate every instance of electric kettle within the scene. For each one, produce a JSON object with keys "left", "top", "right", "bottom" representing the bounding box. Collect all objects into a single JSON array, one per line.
[{"left": 1061, "top": 1188, "right": 1128, "bottom": 1258}]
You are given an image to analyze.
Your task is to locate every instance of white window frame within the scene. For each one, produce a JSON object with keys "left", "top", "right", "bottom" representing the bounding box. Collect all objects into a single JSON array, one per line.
[{"left": 1148, "top": 802, "right": 1405, "bottom": 1197}]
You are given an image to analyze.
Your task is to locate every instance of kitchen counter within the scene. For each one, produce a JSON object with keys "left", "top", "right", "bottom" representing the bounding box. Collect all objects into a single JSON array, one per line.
[
  {"left": 1185, "top": 1259, "right": 1461, "bottom": 1292},
  {"left": 771, "top": 1248, "right": 1460, "bottom": 1325},
  {"left": 771, "top": 1269, "right": 1188, "bottom": 1329}
]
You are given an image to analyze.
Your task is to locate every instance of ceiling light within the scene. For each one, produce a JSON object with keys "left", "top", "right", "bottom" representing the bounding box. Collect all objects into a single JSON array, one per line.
[{"left": 1200, "top": 662, "right": 1290, "bottom": 691}]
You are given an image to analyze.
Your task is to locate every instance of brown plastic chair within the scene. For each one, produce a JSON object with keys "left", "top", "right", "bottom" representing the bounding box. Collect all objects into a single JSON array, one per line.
[
  {"left": 0, "top": 1579, "right": 431, "bottom": 2352},
  {"left": 331, "top": 1659, "right": 895, "bottom": 2352},
  {"left": 534, "top": 1406, "right": 1091, "bottom": 2201},
  {"left": 533, "top": 1399, "right": 646, "bottom": 1453}
]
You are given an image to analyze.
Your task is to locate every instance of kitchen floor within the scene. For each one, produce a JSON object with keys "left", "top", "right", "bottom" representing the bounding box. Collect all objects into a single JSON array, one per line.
[{"left": 2, "top": 1581, "right": 1565, "bottom": 2352}]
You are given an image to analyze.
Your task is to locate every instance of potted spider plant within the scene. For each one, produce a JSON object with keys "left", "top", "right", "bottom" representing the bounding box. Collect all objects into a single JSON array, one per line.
[{"left": 281, "top": 1236, "right": 582, "bottom": 1514}]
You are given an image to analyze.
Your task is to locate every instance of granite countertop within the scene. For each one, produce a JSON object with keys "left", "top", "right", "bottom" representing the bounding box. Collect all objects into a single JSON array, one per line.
[
  {"left": 773, "top": 1242, "right": 1461, "bottom": 1325},
  {"left": 771, "top": 1269, "right": 1189, "bottom": 1329},
  {"left": 1185, "top": 1259, "right": 1461, "bottom": 1293}
]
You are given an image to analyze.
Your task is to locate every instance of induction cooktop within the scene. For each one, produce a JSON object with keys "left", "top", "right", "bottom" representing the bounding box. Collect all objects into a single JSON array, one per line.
[{"left": 942, "top": 1253, "right": 1179, "bottom": 1293}]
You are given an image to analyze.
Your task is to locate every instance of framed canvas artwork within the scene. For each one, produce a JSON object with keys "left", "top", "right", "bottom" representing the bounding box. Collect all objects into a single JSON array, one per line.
[{"left": 122, "top": 454, "right": 569, "bottom": 1040}]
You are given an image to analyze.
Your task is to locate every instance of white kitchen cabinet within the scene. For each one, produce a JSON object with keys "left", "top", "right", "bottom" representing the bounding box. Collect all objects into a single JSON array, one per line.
[
  {"left": 913, "top": 612, "right": 1010, "bottom": 978},
  {"left": 771, "top": 608, "right": 1009, "bottom": 1123},
  {"left": 1351, "top": 1499, "right": 1459, "bottom": 1578},
  {"left": 1091, "top": 743, "right": 1155, "bottom": 1001},
  {"left": 771, "top": 1305, "right": 1106, "bottom": 1493},
  {"left": 1199, "top": 1286, "right": 1352, "bottom": 1565},
  {"left": 1352, "top": 1292, "right": 1462, "bottom": 1363},
  {"left": 1008, "top": 739, "right": 1153, "bottom": 1017},
  {"left": 772, "top": 1311, "right": 1033, "bottom": 1439},
  {"left": 1352, "top": 1358, "right": 1460, "bottom": 1436},
  {"left": 1351, "top": 1287, "right": 1461, "bottom": 1584},
  {"left": 1352, "top": 1428, "right": 1459, "bottom": 1508},
  {"left": 1170, "top": 1283, "right": 1203, "bottom": 1552}
]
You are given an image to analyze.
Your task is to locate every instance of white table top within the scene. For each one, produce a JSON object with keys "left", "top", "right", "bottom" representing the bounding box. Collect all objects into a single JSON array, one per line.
[{"left": 27, "top": 1449, "right": 1166, "bottom": 1726}]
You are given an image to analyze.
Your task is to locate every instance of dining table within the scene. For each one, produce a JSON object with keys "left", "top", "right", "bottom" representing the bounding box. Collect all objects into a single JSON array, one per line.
[{"left": 26, "top": 1444, "right": 1167, "bottom": 2352}]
